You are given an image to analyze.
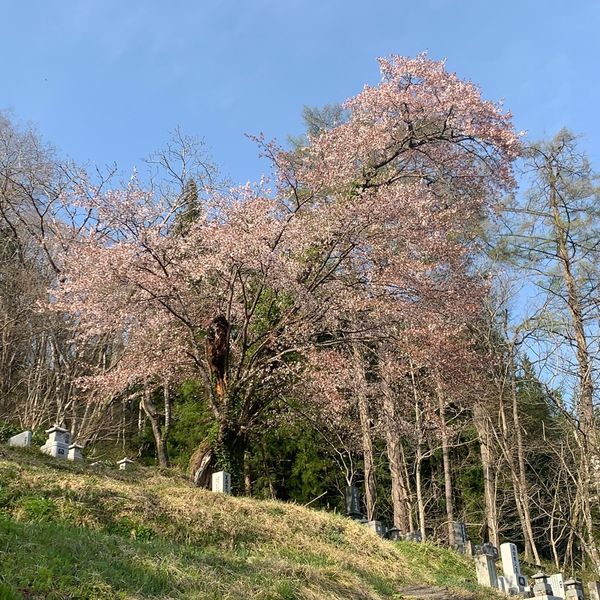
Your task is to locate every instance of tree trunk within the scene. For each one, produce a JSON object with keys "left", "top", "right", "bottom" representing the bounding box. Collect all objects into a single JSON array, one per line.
[
  {"left": 381, "top": 377, "right": 410, "bottom": 531},
  {"left": 474, "top": 403, "right": 499, "bottom": 546},
  {"left": 548, "top": 168, "right": 600, "bottom": 574},
  {"left": 353, "top": 343, "right": 377, "bottom": 521},
  {"left": 214, "top": 420, "right": 248, "bottom": 495},
  {"left": 437, "top": 381, "right": 455, "bottom": 547},
  {"left": 508, "top": 343, "right": 540, "bottom": 563},
  {"left": 141, "top": 388, "right": 170, "bottom": 468}
]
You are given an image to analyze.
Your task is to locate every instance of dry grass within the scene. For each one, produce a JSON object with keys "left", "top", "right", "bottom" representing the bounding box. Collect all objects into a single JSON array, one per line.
[{"left": 0, "top": 447, "right": 496, "bottom": 600}]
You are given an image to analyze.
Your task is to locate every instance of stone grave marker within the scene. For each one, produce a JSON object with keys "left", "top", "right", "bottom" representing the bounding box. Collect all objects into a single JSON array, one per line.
[
  {"left": 344, "top": 485, "right": 363, "bottom": 520},
  {"left": 498, "top": 576, "right": 508, "bottom": 594},
  {"left": 386, "top": 527, "right": 402, "bottom": 541},
  {"left": 117, "top": 457, "right": 135, "bottom": 470},
  {"left": 404, "top": 531, "right": 422, "bottom": 542},
  {"left": 475, "top": 553, "right": 498, "bottom": 589},
  {"left": 551, "top": 574, "right": 566, "bottom": 599},
  {"left": 40, "top": 426, "right": 70, "bottom": 459},
  {"left": 500, "top": 542, "right": 528, "bottom": 594},
  {"left": 365, "top": 520, "right": 385, "bottom": 537},
  {"left": 9, "top": 430, "right": 32, "bottom": 448},
  {"left": 564, "top": 580, "right": 584, "bottom": 600},
  {"left": 211, "top": 470, "right": 231, "bottom": 494},
  {"left": 453, "top": 521, "right": 468, "bottom": 552},
  {"left": 588, "top": 582, "right": 600, "bottom": 600},
  {"left": 68, "top": 443, "right": 84, "bottom": 462},
  {"left": 531, "top": 572, "right": 556, "bottom": 598}
]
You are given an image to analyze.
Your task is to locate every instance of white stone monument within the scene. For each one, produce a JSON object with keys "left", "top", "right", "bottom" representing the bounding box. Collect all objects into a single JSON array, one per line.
[
  {"left": 40, "top": 426, "right": 70, "bottom": 459},
  {"left": 475, "top": 554, "right": 498, "bottom": 589},
  {"left": 588, "top": 582, "right": 600, "bottom": 600},
  {"left": 211, "top": 470, "right": 231, "bottom": 494},
  {"left": 68, "top": 443, "right": 84, "bottom": 462},
  {"left": 551, "top": 574, "right": 566, "bottom": 599},
  {"left": 117, "top": 457, "right": 135, "bottom": 470},
  {"left": 9, "top": 430, "right": 32, "bottom": 447},
  {"left": 500, "top": 542, "right": 528, "bottom": 594}
]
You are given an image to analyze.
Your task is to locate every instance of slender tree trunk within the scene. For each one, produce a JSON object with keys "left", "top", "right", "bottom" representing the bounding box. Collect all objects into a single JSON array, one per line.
[
  {"left": 437, "top": 381, "right": 455, "bottom": 547},
  {"left": 508, "top": 343, "right": 540, "bottom": 564},
  {"left": 141, "top": 388, "right": 170, "bottom": 468},
  {"left": 474, "top": 403, "right": 499, "bottom": 546},
  {"left": 353, "top": 343, "right": 376, "bottom": 521},
  {"left": 410, "top": 362, "right": 426, "bottom": 540},
  {"left": 548, "top": 169, "right": 600, "bottom": 573}
]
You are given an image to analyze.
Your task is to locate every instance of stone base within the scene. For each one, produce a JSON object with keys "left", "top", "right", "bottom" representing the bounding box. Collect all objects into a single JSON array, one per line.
[
  {"left": 40, "top": 442, "right": 69, "bottom": 459},
  {"left": 365, "top": 520, "right": 386, "bottom": 537}
]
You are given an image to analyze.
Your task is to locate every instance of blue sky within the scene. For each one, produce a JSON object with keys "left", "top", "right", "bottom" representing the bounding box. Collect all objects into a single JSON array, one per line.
[{"left": 2, "top": 0, "right": 600, "bottom": 182}]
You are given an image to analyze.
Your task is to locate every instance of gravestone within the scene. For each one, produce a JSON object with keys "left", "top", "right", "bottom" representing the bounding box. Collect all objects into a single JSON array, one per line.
[
  {"left": 68, "top": 443, "right": 84, "bottom": 462},
  {"left": 117, "top": 457, "right": 135, "bottom": 470},
  {"left": 211, "top": 470, "right": 231, "bottom": 494},
  {"left": 531, "top": 572, "right": 554, "bottom": 597},
  {"left": 500, "top": 542, "right": 528, "bottom": 594},
  {"left": 498, "top": 576, "right": 508, "bottom": 594},
  {"left": 475, "top": 554, "right": 498, "bottom": 589},
  {"left": 404, "top": 531, "right": 422, "bottom": 542},
  {"left": 564, "top": 580, "right": 584, "bottom": 600},
  {"left": 588, "top": 582, "right": 600, "bottom": 600},
  {"left": 345, "top": 485, "right": 363, "bottom": 519},
  {"left": 474, "top": 543, "right": 499, "bottom": 561},
  {"left": 365, "top": 520, "right": 385, "bottom": 537},
  {"left": 551, "top": 574, "right": 566, "bottom": 599},
  {"left": 9, "top": 430, "right": 32, "bottom": 448},
  {"left": 453, "top": 521, "right": 468, "bottom": 552},
  {"left": 386, "top": 527, "right": 402, "bottom": 541},
  {"left": 40, "top": 426, "right": 70, "bottom": 459}
]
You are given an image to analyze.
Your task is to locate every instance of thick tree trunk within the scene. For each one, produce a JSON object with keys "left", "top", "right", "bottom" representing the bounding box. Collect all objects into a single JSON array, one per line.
[
  {"left": 382, "top": 382, "right": 410, "bottom": 531},
  {"left": 214, "top": 420, "right": 248, "bottom": 495}
]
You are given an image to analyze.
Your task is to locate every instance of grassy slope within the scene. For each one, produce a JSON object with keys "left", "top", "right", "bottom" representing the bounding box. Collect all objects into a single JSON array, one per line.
[{"left": 0, "top": 447, "right": 495, "bottom": 600}]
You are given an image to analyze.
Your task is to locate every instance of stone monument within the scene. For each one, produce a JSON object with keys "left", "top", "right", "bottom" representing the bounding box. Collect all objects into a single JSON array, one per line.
[
  {"left": 9, "top": 430, "right": 32, "bottom": 448},
  {"left": 211, "top": 470, "right": 231, "bottom": 494},
  {"left": 500, "top": 542, "right": 528, "bottom": 594},
  {"left": 117, "top": 457, "right": 135, "bottom": 470},
  {"left": 564, "top": 580, "right": 584, "bottom": 600},
  {"left": 344, "top": 485, "right": 363, "bottom": 520},
  {"left": 68, "top": 443, "right": 84, "bottom": 462},
  {"left": 551, "top": 574, "right": 566, "bottom": 599},
  {"left": 40, "top": 426, "right": 70, "bottom": 459},
  {"left": 475, "top": 554, "right": 498, "bottom": 589},
  {"left": 453, "top": 521, "right": 468, "bottom": 553},
  {"left": 365, "top": 520, "right": 385, "bottom": 537}
]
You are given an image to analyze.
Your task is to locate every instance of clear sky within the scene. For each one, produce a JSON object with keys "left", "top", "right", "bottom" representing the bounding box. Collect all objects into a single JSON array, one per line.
[{"left": 2, "top": 0, "right": 600, "bottom": 183}]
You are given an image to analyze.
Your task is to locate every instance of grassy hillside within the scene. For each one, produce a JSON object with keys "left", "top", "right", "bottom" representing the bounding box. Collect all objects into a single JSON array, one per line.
[{"left": 0, "top": 447, "right": 495, "bottom": 600}]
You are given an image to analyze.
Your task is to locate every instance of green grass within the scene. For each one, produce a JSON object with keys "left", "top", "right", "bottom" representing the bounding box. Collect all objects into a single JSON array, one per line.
[{"left": 0, "top": 447, "right": 497, "bottom": 600}]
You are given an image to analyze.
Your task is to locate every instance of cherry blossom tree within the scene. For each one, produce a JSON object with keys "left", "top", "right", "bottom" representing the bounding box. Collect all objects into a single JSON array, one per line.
[{"left": 54, "top": 54, "right": 519, "bottom": 493}]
